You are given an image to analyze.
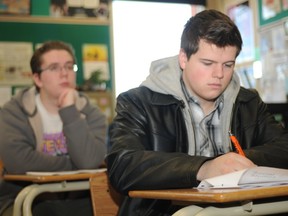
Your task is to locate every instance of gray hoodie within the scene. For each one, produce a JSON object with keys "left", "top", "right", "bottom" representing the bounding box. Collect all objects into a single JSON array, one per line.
[
  {"left": 0, "top": 86, "right": 107, "bottom": 174},
  {"left": 141, "top": 55, "right": 241, "bottom": 155}
]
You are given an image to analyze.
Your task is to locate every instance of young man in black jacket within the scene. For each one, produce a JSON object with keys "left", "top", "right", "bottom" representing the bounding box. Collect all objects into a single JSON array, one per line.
[{"left": 107, "top": 9, "right": 288, "bottom": 215}]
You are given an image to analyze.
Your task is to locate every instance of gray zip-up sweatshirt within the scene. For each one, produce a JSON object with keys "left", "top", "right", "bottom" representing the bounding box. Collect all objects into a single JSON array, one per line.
[{"left": 0, "top": 86, "right": 107, "bottom": 211}]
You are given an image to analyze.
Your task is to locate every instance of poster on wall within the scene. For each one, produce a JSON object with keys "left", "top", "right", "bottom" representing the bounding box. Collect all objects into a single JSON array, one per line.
[
  {"left": 50, "top": 0, "right": 109, "bottom": 19},
  {"left": 0, "top": 0, "right": 30, "bottom": 15},
  {"left": 259, "top": 23, "right": 288, "bottom": 103},
  {"left": 82, "top": 44, "right": 109, "bottom": 90},
  {"left": 283, "top": 0, "right": 288, "bottom": 10},
  {"left": 261, "top": 0, "right": 282, "bottom": 20},
  {"left": 0, "top": 42, "right": 33, "bottom": 85}
]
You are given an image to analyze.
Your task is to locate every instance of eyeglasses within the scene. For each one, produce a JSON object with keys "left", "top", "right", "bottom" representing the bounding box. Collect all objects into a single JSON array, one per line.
[{"left": 39, "top": 63, "right": 78, "bottom": 73}]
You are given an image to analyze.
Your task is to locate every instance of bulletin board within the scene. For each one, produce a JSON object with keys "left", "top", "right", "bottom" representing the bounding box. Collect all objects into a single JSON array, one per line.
[
  {"left": 0, "top": 21, "right": 112, "bottom": 88},
  {"left": 258, "top": 0, "right": 288, "bottom": 26}
]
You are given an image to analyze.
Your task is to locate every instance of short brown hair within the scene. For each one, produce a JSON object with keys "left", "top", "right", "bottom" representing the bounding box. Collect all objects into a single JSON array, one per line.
[{"left": 30, "top": 40, "right": 76, "bottom": 75}]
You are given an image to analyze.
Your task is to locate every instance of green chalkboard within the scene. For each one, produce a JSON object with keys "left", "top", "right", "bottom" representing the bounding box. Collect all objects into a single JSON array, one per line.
[{"left": 0, "top": 21, "right": 112, "bottom": 88}]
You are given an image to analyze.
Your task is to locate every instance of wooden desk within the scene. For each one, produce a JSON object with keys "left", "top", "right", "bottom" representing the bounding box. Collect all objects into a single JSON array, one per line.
[
  {"left": 129, "top": 185, "right": 288, "bottom": 216},
  {"left": 4, "top": 173, "right": 99, "bottom": 183},
  {"left": 4, "top": 171, "right": 105, "bottom": 216}
]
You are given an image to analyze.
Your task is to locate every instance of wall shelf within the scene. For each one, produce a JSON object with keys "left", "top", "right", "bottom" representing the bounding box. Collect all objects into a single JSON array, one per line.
[{"left": 0, "top": 15, "right": 110, "bottom": 25}]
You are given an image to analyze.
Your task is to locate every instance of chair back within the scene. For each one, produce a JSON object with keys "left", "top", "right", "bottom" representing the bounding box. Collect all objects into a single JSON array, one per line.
[
  {"left": 0, "top": 159, "right": 3, "bottom": 179},
  {"left": 90, "top": 171, "right": 122, "bottom": 215}
]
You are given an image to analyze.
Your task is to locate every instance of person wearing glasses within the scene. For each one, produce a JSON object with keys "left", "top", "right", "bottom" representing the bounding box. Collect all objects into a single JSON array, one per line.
[{"left": 0, "top": 41, "right": 107, "bottom": 216}]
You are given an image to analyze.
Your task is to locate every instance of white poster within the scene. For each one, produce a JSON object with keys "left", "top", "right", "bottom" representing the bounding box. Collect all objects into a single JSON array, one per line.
[{"left": 0, "top": 42, "right": 33, "bottom": 85}]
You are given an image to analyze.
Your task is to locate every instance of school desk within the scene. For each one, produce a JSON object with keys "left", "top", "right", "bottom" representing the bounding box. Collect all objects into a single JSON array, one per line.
[
  {"left": 4, "top": 170, "right": 106, "bottom": 216},
  {"left": 129, "top": 185, "right": 288, "bottom": 216}
]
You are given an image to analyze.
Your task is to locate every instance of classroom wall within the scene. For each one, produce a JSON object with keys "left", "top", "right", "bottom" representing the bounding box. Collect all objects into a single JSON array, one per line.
[
  {"left": 0, "top": 0, "right": 115, "bottom": 121},
  {"left": 0, "top": 0, "right": 113, "bottom": 89}
]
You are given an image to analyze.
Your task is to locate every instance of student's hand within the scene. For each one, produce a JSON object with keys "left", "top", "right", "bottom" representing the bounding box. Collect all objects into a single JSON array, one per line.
[
  {"left": 196, "top": 152, "right": 257, "bottom": 181},
  {"left": 58, "top": 88, "right": 77, "bottom": 108}
]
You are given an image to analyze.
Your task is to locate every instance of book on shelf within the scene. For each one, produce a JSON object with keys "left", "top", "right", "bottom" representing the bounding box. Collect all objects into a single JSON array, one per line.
[{"left": 197, "top": 166, "right": 288, "bottom": 189}]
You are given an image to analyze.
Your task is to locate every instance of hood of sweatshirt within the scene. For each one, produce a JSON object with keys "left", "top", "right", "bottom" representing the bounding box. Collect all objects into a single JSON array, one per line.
[
  {"left": 140, "top": 55, "right": 241, "bottom": 155},
  {"left": 14, "top": 86, "right": 88, "bottom": 117},
  {"left": 141, "top": 55, "right": 240, "bottom": 103}
]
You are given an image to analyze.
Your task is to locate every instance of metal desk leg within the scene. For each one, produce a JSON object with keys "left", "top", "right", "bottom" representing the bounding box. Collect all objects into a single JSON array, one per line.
[
  {"left": 172, "top": 205, "right": 203, "bottom": 216},
  {"left": 13, "top": 185, "right": 39, "bottom": 216},
  {"left": 194, "top": 200, "right": 288, "bottom": 216},
  {"left": 22, "top": 181, "right": 90, "bottom": 216},
  {"left": 172, "top": 200, "right": 288, "bottom": 216}
]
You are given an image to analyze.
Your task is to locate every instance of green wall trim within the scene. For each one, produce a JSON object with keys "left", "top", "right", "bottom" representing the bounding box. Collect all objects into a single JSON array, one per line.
[{"left": 31, "top": 0, "right": 50, "bottom": 16}]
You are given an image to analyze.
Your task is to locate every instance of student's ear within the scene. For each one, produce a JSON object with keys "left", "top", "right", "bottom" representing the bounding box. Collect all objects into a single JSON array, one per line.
[
  {"left": 178, "top": 49, "right": 188, "bottom": 70},
  {"left": 32, "top": 73, "right": 42, "bottom": 89}
]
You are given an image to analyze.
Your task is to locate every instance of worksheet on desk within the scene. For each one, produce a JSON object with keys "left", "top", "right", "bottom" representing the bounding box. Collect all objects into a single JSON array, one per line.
[{"left": 197, "top": 166, "right": 288, "bottom": 189}]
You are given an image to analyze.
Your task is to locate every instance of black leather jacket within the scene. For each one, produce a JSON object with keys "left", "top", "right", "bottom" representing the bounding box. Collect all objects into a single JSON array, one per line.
[{"left": 106, "top": 86, "right": 288, "bottom": 216}]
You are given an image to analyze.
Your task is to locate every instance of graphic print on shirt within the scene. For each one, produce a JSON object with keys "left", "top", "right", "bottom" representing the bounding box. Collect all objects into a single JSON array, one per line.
[
  {"left": 41, "top": 132, "right": 68, "bottom": 156},
  {"left": 35, "top": 94, "right": 67, "bottom": 156}
]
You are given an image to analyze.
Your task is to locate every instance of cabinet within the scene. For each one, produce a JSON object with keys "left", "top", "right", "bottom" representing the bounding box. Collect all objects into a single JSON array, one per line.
[{"left": 84, "top": 91, "right": 114, "bottom": 124}]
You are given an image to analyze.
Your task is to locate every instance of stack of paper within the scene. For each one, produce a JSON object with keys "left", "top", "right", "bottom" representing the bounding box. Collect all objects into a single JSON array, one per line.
[{"left": 198, "top": 166, "right": 288, "bottom": 189}]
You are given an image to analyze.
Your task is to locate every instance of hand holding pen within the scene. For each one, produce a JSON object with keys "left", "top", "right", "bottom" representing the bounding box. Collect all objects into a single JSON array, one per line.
[
  {"left": 196, "top": 152, "right": 256, "bottom": 181},
  {"left": 197, "top": 133, "right": 255, "bottom": 181},
  {"left": 229, "top": 131, "right": 246, "bottom": 157}
]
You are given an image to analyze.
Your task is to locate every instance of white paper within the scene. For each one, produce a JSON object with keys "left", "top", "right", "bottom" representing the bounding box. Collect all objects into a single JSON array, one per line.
[
  {"left": 239, "top": 166, "right": 288, "bottom": 188},
  {"left": 198, "top": 166, "right": 288, "bottom": 189},
  {"left": 26, "top": 168, "right": 106, "bottom": 176},
  {"left": 198, "top": 169, "right": 247, "bottom": 189},
  {"left": 84, "top": 0, "right": 99, "bottom": 8},
  {"left": 66, "top": 0, "right": 83, "bottom": 7}
]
